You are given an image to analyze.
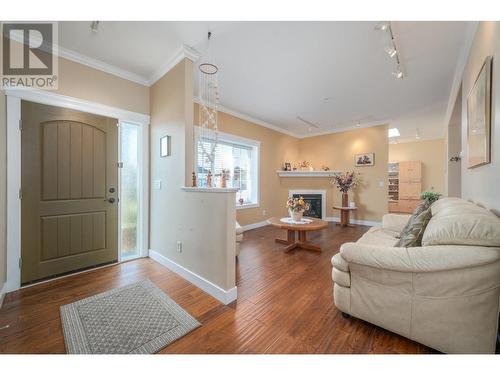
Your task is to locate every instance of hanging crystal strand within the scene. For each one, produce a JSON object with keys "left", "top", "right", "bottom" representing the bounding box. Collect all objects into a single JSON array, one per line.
[{"left": 198, "top": 30, "right": 219, "bottom": 188}]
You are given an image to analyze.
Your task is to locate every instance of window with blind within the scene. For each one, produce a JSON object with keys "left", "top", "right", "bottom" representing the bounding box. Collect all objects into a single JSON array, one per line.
[{"left": 196, "top": 132, "right": 260, "bottom": 207}]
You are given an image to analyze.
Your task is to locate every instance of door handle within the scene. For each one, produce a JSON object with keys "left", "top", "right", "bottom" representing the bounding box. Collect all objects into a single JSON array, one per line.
[{"left": 106, "top": 198, "right": 116, "bottom": 204}]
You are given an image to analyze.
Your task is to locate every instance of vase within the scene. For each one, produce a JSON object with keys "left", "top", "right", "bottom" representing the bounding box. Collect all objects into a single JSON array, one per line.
[
  {"left": 342, "top": 192, "right": 348, "bottom": 207},
  {"left": 289, "top": 209, "right": 304, "bottom": 222}
]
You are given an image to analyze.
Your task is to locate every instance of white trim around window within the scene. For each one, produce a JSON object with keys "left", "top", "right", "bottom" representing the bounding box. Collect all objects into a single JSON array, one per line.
[{"left": 195, "top": 127, "right": 261, "bottom": 210}]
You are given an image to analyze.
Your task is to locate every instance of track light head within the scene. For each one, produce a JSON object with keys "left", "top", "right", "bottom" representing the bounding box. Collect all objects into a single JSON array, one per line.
[
  {"left": 385, "top": 47, "right": 397, "bottom": 58},
  {"left": 90, "top": 21, "right": 100, "bottom": 33},
  {"left": 392, "top": 69, "right": 404, "bottom": 79},
  {"left": 374, "top": 22, "right": 390, "bottom": 31}
]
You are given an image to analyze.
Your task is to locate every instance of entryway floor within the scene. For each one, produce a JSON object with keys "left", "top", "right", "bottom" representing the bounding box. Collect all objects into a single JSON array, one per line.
[{"left": 0, "top": 223, "right": 435, "bottom": 353}]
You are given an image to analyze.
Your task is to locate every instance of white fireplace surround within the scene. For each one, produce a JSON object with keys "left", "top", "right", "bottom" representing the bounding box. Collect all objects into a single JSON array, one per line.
[{"left": 288, "top": 189, "right": 327, "bottom": 219}]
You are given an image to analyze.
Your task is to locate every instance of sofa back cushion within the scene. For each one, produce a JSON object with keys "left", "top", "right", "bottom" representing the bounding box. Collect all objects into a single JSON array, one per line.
[{"left": 423, "top": 199, "right": 500, "bottom": 247}]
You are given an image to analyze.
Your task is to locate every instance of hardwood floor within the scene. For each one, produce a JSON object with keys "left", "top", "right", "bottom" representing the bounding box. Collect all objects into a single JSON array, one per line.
[{"left": 0, "top": 223, "right": 435, "bottom": 354}]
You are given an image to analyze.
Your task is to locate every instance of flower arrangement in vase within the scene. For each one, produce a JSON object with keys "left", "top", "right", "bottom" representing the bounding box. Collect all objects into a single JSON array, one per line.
[
  {"left": 286, "top": 196, "right": 310, "bottom": 222},
  {"left": 331, "top": 171, "right": 360, "bottom": 207}
]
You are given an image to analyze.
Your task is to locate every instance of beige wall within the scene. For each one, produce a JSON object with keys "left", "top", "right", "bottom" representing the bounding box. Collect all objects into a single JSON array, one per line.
[
  {"left": 298, "top": 126, "right": 389, "bottom": 222},
  {"left": 0, "top": 91, "right": 6, "bottom": 294},
  {"left": 461, "top": 22, "right": 500, "bottom": 214},
  {"left": 199, "top": 108, "right": 389, "bottom": 224},
  {"left": 389, "top": 139, "right": 446, "bottom": 194},
  {"left": 194, "top": 104, "right": 300, "bottom": 226},
  {"left": 150, "top": 60, "right": 236, "bottom": 292},
  {"left": 55, "top": 57, "right": 150, "bottom": 115}
]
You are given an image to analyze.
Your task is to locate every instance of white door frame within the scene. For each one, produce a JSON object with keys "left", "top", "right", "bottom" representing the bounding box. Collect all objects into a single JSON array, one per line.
[{"left": 4, "top": 89, "right": 150, "bottom": 292}]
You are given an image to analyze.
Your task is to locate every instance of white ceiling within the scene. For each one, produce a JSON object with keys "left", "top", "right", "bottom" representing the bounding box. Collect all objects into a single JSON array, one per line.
[{"left": 58, "top": 21, "right": 472, "bottom": 140}]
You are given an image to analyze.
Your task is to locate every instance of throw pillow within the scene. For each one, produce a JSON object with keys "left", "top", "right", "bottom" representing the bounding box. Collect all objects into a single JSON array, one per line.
[
  {"left": 396, "top": 199, "right": 430, "bottom": 239},
  {"left": 395, "top": 206, "right": 432, "bottom": 247}
]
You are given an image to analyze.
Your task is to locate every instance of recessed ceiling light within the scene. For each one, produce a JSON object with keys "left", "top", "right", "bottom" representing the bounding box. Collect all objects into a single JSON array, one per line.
[{"left": 388, "top": 128, "right": 400, "bottom": 138}]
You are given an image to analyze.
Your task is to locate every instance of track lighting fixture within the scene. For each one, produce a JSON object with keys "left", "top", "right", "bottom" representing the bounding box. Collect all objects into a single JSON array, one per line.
[
  {"left": 90, "top": 21, "right": 100, "bottom": 33},
  {"left": 374, "top": 22, "right": 390, "bottom": 31},
  {"left": 375, "top": 21, "right": 405, "bottom": 79}
]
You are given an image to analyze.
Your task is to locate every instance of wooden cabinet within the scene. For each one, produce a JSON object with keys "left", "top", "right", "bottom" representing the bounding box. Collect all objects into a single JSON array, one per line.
[{"left": 388, "top": 161, "right": 422, "bottom": 214}]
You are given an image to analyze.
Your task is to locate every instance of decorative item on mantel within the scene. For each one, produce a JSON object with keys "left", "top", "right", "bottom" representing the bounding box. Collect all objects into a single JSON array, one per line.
[
  {"left": 297, "top": 160, "right": 314, "bottom": 171},
  {"left": 331, "top": 171, "right": 360, "bottom": 207},
  {"left": 321, "top": 165, "right": 330, "bottom": 171},
  {"left": 286, "top": 196, "right": 310, "bottom": 222}
]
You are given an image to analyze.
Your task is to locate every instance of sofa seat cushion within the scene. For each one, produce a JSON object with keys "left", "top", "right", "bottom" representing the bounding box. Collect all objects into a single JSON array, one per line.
[
  {"left": 423, "top": 200, "right": 500, "bottom": 247},
  {"left": 357, "top": 227, "right": 399, "bottom": 247}
]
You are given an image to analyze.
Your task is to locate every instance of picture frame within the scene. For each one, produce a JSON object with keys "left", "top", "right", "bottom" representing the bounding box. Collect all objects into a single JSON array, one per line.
[
  {"left": 467, "top": 56, "right": 493, "bottom": 169},
  {"left": 284, "top": 162, "right": 292, "bottom": 171},
  {"left": 354, "top": 153, "right": 374, "bottom": 167},
  {"left": 160, "top": 135, "right": 171, "bottom": 157}
]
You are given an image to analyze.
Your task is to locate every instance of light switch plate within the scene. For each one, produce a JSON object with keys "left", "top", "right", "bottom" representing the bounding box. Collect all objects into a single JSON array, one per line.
[{"left": 153, "top": 180, "right": 162, "bottom": 190}]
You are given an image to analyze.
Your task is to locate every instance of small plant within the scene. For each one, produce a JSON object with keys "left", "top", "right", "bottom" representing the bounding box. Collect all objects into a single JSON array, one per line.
[{"left": 420, "top": 191, "right": 442, "bottom": 204}]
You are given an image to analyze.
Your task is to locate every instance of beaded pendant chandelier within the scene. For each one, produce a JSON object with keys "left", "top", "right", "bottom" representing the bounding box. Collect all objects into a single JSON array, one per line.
[{"left": 198, "top": 31, "right": 220, "bottom": 177}]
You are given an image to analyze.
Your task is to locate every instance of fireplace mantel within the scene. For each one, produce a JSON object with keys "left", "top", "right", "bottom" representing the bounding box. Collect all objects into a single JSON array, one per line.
[{"left": 277, "top": 170, "right": 339, "bottom": 178}]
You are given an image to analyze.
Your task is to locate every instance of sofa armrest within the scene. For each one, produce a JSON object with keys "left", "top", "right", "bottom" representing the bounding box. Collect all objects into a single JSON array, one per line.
[
  {"left": 382, "top": 213, "right": 411, "bottom": 233},
  {"left": 340, "top": 242, "right": 500, "bottom": 273}
]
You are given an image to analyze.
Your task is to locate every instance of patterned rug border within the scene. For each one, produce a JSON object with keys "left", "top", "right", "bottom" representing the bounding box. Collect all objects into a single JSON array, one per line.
[{"left": 60, "top": 279, "right": 201, "bottom": 354}]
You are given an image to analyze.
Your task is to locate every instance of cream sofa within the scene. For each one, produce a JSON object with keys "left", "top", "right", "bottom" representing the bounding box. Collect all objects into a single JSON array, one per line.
[{"left": 331, "top": 198, "right": 500, "bottom": 353}]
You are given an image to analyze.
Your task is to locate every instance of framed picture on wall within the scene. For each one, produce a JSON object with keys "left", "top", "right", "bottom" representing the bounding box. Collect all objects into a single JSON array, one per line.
[
  {"left": 354, "top": 153, "right": 374, "bottom": 167},
  {"left": 467, "top": 56, "right": 493, "bottom": 169},
  {"left": 160, "top": 135, "right": 171, "bottom": 157}
]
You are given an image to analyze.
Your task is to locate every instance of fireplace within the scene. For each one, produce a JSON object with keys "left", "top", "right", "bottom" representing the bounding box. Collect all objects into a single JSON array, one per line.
[{"left": 292, "top": 193, "right": 323, "bottom": 219}]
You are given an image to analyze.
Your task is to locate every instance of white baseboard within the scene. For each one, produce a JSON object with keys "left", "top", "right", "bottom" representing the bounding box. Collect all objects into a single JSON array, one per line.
[
  {"left": 149, "top": 250, "right": 237, "bottom": 305},
  {"left": 325, "top": 216, "right": 381, "bottom": 227},
  {"left": 241, "top": 220, "right": 268, "bottom": 232}
]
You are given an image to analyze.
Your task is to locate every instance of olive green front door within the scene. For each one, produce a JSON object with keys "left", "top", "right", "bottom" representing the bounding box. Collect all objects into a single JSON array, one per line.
[{"left": 21, "top": 101, "right": 118, "bottom": 284}]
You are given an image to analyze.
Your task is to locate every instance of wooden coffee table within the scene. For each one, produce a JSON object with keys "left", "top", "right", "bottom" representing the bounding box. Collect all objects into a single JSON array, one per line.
[{"left": 267, "top": 217, "right": 328, "bottom": 252}]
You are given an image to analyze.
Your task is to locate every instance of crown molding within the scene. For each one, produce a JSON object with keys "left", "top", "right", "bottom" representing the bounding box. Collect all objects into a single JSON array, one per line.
[
  {"left": 193, "top": 97, "right": 393, "bottom": 139},
  {"left": 193, "top": 97, "right": 300, "bottom": 138},
  {"left": 148, "top": 44, "right": 200, "bottom": 86},
  {"left": 5, "top": 30, "right": 151, "bottom": 86},
  {"left": 295, "top": 120, "right": 390, "bottom": 139},
  {"left": 58, "top": 45, "right": 151, "bottom": 86}
]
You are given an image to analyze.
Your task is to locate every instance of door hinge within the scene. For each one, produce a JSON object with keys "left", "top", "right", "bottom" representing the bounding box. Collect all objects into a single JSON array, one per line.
[
  {"left": 117, "top": 162, "right": 124, "bottom": 168},
  {"left": 19, "top": 119, "right": 23, "bottom": 131},
  {"left": 18, "top": 188, "right": 22, "bottom": 200},
  {"left": 19, "top": 257, "right": 22, "bottom": 269}
]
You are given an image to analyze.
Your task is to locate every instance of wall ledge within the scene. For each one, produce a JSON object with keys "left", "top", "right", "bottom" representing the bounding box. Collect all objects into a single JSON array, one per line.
[{"left": 181, "top": 187, "right": 238, "bottom": 193}]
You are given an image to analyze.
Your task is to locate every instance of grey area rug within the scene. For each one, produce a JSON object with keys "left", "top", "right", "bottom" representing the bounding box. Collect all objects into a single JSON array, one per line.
[{"left": 60, "top": 279, "right": 200, "bottom": 354}]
